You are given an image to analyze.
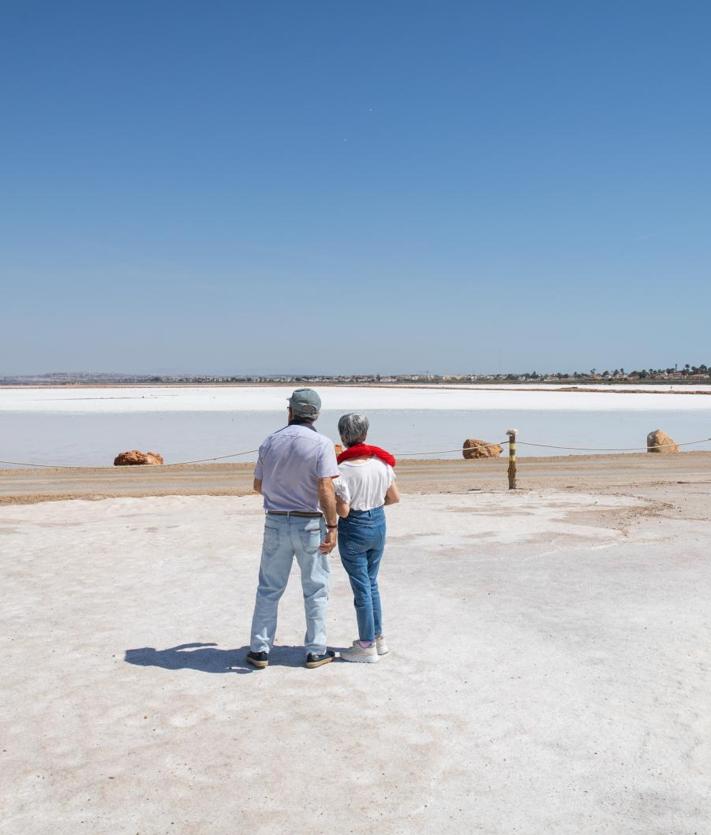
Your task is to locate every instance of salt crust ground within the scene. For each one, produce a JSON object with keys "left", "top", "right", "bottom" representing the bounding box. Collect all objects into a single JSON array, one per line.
[
  {"left": 4, "top": 383, "right": 711, "bottom": 412},
  {"left": 1, "top": 490, "right": 710, "bottom": 834}
]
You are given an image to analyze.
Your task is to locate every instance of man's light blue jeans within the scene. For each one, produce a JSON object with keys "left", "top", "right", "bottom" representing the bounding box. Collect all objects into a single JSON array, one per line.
[{"left": 250, "top": 514, "right": 330, "bottom": 656}]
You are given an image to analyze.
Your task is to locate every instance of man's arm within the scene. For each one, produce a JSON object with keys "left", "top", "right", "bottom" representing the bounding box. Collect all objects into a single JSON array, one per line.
[
  {"left": 317, "top": 476, "right": 338, "bottom": 554},
  {"left": 254, "top": 441, "right": 265, "bottom": 495},
  {"left": 318, "top": 476, "right": 337, "bottom": 524}
]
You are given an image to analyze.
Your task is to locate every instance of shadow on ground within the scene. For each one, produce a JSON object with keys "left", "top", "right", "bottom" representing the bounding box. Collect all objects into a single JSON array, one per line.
[{"left": 124, "top": 642, "right": 311, "bottom": 673}]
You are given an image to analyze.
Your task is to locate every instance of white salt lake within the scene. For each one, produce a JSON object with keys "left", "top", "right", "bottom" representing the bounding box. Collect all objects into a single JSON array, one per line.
[{"left": 1, "top": 385, "right": 711, "bottom": 467}]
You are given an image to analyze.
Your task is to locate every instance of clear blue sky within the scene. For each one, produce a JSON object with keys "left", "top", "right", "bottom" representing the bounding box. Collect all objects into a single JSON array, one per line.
[{"left": 2, "top": 1, "right": 709, "bottom": 375}]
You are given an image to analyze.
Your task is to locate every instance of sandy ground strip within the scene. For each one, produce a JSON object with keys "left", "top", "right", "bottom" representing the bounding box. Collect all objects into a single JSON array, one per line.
[
  {"left": 1, "top": 484, "right": 710, "bottom": 834},
  {"left": 1, "top": 451, "right": 710, "bottom": 504}
]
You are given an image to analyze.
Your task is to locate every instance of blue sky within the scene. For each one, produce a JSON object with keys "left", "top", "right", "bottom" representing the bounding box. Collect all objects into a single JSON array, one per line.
[{"left": 2, "top": 1, "right": 709, "bottom": 375}]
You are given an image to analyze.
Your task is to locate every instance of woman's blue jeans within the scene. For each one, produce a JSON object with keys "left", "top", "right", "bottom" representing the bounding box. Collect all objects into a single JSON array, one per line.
[{"left": 338, "top": 506, "right": 386, "bottom": 643}]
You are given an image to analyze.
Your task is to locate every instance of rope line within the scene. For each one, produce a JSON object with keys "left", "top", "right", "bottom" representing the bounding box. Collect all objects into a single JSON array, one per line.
[
  {"left": 0, "top": 459, "right": 73, "bottom": 469},
  {"left": 397, "top": 442, "right": 510, "bottom": 457},
  {"left": 516, "top": 437, "right": 711, "bottom": 453},
  {"left": 0, "top": 447, "right": 260, "bottom": 470},
  {"left": 1, "top": 437, "right": 710, "bottom": 469},
  {"left": 162, "top": 448, "right": 260, "bottom": 466}
]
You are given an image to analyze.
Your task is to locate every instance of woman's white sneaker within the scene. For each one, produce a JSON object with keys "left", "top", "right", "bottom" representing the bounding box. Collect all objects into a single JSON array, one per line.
[
  {"left": 376, "top": 635, "right": 390, "bottom": 656},
  {"left": 340, "top": 641, "right": 379, "bottom": 663}
]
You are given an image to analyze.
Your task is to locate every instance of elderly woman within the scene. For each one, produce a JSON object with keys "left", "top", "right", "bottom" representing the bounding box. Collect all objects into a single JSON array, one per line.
[{"left": 335, "top": 413, "right": 400, "bottom": 663}]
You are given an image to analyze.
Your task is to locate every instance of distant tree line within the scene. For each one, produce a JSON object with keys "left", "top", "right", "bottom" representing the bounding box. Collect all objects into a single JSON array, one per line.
[
  {"left": 2, "top": 364, "right": 710, "bottom": 386},
  {"left": 509, "top": 364, "right": 709, "bottom": 381}
]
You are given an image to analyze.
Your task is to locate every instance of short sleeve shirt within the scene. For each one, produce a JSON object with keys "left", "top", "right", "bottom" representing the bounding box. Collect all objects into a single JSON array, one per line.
[
  {"left": 254, "top": 424, "right": 339, "bottom": 513},
  {"left": 336, "top": 458, "right": 395, "bottom": 511}
]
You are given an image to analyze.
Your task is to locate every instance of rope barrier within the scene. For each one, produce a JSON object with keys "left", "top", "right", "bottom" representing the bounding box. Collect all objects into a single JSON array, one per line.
[
  {"left": 0, "top": 458, "right": 75, "bottom": 469},
  {"left": 515, "top": 437, "right": 711, "bottom": 453},
  {"left": 0, "top": 448, "right": 261, "bottom": 470},
  {"left": 1, "top": 437, "right": 710, "bottom": 469},
  {"left": 397, "top": 446, "right": 500, "bottom": 457},
  {"left": 161, "top": 448, "right": 260, "bottom": 466},
  {"left": 396, "top": 440, "right": 514, "bottom": 457}
]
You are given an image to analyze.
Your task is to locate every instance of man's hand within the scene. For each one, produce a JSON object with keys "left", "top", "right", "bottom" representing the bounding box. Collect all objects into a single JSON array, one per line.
[
  {"left": 320, "top": 528, "right": 337, "bottom": 555},
  {"left": 317, "top": 477, "right": 337, "bottom": 553}
]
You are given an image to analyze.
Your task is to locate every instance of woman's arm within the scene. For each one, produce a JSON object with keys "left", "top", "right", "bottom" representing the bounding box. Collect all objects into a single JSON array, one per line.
[
  {"left": 333, "top": 476, "right": 351, "bottom": 517},
  {"left": 384, "top": 482, "right": 400, "bottom": 505}
]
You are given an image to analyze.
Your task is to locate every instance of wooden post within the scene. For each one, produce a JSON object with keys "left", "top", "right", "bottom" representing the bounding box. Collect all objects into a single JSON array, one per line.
[{"left": 506, "top": 429, "right": 517, "bottom": 490}]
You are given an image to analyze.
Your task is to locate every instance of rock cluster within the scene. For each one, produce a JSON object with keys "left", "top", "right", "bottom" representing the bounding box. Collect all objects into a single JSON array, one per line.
[
  {"left": 462, "top": 439, "right": 503, "bottom": 459},
  {"left": 114, "top": 450, "right": 165, "bottom": 466},
  {"left": 646, "top": 430, "right": 678, "bottom": 454}
]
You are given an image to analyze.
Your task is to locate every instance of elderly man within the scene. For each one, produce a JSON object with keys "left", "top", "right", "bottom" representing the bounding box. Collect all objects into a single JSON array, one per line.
[{"left": 247, "top": 388, "right": 339, "bottom": 670}]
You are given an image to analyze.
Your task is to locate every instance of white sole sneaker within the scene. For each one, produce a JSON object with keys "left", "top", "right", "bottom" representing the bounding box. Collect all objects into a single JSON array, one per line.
[
  {"left": 376, "top": 636, "right": 390, "bottom": 656},
  {"left": 340, "top": 643, "right": 379, "bottom": 663}
]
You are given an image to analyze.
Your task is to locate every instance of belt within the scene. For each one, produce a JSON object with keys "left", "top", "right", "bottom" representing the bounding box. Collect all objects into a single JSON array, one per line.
[{"left": 267, "top": 511, "right": 323, "bottom": 518}]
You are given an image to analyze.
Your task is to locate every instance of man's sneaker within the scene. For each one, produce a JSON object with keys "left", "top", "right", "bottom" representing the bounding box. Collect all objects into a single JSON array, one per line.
[
  {"left": 340, "top": 641, "right": 379, "bottom": 664},
  {"left": 246, "top": 651, "right": 269, "bottom": 669},
  {"left": 376, "top": 635, "right": 390, "bottom": 656},
  {"left": 305, "top": 650, "right": 335, "bottom": 669}
]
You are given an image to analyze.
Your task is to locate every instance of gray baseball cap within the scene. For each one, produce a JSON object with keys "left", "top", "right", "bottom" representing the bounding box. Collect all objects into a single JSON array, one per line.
[{"left": 288, "top": 388, "right": 322, "bottom": 418}]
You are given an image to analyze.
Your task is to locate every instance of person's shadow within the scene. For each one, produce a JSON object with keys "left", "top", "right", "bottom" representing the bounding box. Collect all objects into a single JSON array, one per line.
[{"left": 124, "top": 642, "right": 306, "bottom": 674}]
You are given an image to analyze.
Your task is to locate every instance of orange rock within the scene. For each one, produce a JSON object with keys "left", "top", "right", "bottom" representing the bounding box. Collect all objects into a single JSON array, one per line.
[
  {"left": 114, "top": 450, "right": 165, "bottom": 466},
  {"left": 646, "top": 430, "right": 678, "bottom": 454},
  {"left": 462, "top": 439, "right": 503, "bottom": 459}
]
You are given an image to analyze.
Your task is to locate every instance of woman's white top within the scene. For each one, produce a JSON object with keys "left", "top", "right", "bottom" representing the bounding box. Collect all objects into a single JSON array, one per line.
[{"left": 334, "top": 458, "right": 395, "bottom": 511}]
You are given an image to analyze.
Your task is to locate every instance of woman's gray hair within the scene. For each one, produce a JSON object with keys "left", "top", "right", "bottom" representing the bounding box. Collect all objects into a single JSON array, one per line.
[{"left": 338, "top": 413, "right": 369, "bottom": 447}]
